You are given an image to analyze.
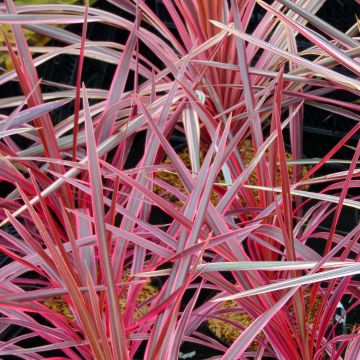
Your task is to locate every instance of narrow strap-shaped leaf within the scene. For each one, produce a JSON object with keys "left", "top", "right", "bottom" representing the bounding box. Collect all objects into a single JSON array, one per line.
[
  {"left": 222, "top": 287, "right": 299, "bottom": 359},
  {"left": 211, "top": 20, "right": 360, "bottom": 91},
  {"left": 82, "top": 84, "right": 129, "bottom": 360},
  {"left": 258, "top": 0, "right": 360, "bottom": 76},
  {"left": 275, "top": 0, "right": 359, "bottom": 48},
  {"left": 72, "top": 0, "right": 88, "bottom": 161},
  {"left": 15, "top": 185, "right": 105, "bottom": 359}
]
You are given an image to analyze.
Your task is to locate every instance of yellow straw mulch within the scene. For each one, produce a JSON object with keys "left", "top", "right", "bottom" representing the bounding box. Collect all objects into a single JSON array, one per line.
[{"left": 42, "top": 282, "right": 159, "bottom": 322}]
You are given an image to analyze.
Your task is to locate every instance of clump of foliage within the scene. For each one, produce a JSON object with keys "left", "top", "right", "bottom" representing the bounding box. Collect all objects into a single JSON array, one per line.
[{"left": 0, "top": 0, "right": 359, "bottom": 359}]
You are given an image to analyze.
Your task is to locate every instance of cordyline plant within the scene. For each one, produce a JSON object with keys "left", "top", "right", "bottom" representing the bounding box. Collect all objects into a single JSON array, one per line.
[{"left": 0, "top": 0, "right": 359, "bottom": 359}]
